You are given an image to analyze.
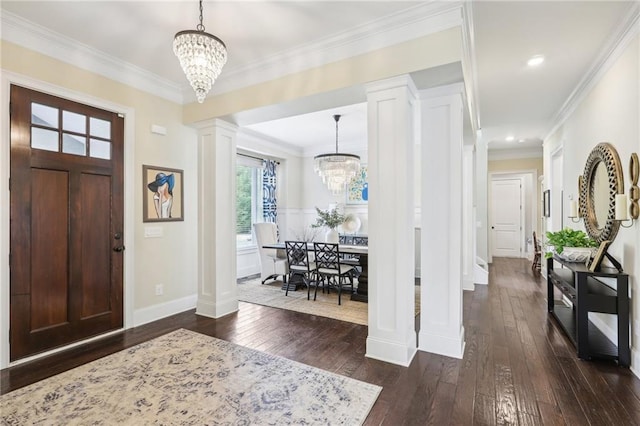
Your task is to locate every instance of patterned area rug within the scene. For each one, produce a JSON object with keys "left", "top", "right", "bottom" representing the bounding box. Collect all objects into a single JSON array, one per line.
[
  {"left": 1, "top": 329, "right": 382, "bottom": 425},
  {"left": 238, "top": 278, "right": 421, "bottom": 326}
]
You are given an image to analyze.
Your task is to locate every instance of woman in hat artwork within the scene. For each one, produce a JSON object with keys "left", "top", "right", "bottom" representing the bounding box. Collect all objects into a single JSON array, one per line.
[{"left": 147, "top": 172, "right": 175, "bottom": 218}]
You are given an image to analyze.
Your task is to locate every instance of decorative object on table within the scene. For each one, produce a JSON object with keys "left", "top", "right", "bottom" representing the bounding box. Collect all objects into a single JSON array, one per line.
[
  {"left": 346, "top": 164, "right": 368, "bottom": 204},
  {"left": 173, "top": 0, "right": 227, "bottom": 103},
  {"left": 314, "top": 115, "right": 361, "bottom": 195},
  {"left": 311, "top": 207, "right": 352, "bottom": 243},
  {"left": 579, "top": 142, "right": 624, "bottom": 243},
  {"left": 342, "top": 215, "right": 362, "bottom": 234},
  {"left": 543, "top": 189, "right": 551, "bottom": 217},
  {"left": 587, "top": 240, "right": 612, "bottom": 272},
  {"left": 143, "top": 165, "right": 184, "bottom": 222},
  {"left": 544, "top": 228, "right": 597, "bottom": 260},
  {"left": 0, "top": 329, "right": 382, "bottom": 425}
]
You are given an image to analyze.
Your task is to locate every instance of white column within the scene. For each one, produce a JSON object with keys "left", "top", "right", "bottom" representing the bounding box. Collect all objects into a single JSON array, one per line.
[
  {"left": 196, "top": 119, "right": 239, "bottom": 318},
  {"left": 475, "top": 136, "right": 489, "bottom": 263},
  {"left": 462, "top": 145, "right": 475, "bottom": 291},
  {"left": 365, "top": 75, "right": 417, "bottom": 366},
  {"left": 419, "top": 84, "right": 465, "bottom": 359}
]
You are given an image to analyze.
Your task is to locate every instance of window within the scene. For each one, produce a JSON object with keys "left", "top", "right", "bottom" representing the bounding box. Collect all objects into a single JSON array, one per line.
[{"left": 236, "top": 156, "right": 264, "bottom": 248}]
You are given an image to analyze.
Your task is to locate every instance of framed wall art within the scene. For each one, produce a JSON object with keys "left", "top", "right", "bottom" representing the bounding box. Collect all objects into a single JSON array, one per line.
[
  {"left": 346, "top": 165, "right": 368, "bottom": 205},
  {"left": 143, "top": 165, "right": 184, "bottom": 222}
]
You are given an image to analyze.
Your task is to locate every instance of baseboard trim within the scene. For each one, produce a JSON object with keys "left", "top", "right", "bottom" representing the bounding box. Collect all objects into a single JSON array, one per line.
[
  {"left": 196, "top": 297, "right": 239, "bottom": 319},
  {"left": 418, "top": 326, "right": 465, "bottom": 359},
  {"left": 133, "top": 294, "right": 197, "bottom": 327},
  {"left": 365, "top": 335, "right": 417, "bottom": 367}
]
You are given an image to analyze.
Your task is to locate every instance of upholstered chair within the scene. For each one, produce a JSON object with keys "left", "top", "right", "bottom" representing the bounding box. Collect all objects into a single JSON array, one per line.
[{"left": 253, "top": 222, "right": 288, "bottom": 284}]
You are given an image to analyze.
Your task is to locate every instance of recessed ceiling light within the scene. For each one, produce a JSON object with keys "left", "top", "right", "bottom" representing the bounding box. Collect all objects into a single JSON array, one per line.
[
  {"left": 518, "top": 139, "right": 525, "bottom": 143},
  {"left": 527, "top": 55, "right": 545, "bottom": 67},
  {"left": 505, "top": 136, "right": 515, "bottom": 142}
]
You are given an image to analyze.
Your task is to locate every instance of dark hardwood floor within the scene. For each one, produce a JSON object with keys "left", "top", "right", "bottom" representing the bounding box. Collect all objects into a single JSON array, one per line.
[{"left": 3, "top": 257, "right": 640, "bottom": 425}]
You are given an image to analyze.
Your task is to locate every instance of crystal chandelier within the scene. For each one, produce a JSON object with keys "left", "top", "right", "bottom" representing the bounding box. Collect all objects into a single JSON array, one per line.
[
  {"left": 173, "top": 0, "right": 227, "bottom": 103},
  {"left": 314, "top": 115, "right": 361, "bottom": 195}
]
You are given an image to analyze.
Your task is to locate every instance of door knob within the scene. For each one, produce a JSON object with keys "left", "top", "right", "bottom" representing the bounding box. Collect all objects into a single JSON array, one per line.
[{"left": 113, "top": 245, "right": 125, "bottom": 252}]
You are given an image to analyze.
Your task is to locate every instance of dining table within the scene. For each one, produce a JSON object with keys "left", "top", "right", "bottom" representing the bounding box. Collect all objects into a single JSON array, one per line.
[{"left": 261, "top": 242, "right": 369, "bottom": 303}]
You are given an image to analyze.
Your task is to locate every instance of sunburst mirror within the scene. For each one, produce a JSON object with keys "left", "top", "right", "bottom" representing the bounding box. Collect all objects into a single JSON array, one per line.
[{"left": 579, "top": 142, "right": 624, "bottom": 243}]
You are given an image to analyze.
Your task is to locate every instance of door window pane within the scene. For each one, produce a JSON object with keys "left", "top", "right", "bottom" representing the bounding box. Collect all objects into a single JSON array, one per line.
[
  {"left": 31, "top": 127, "right": 59, "bottom": 152},
  {"left": 62, "top": 110, "right": 86, "bottom": 133},
  {"left": 90, "top": 139, "right": 111, "bottom": 160},
  {"left": 62, "top": 133, "right": 86, "bottom": 156},
  {"left": 31, "top": 103, "right": 58, "bottom": 128},
  {"left": 90, "top": 117, "right": 111, "bottom": 139}
]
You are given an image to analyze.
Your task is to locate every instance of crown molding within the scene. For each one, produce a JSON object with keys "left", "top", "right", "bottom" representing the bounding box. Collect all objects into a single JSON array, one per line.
[
  {"left": 237, "top": 128, "right": 304, "bottom": 158},
  {"left": 460, "top": 1, "right": 480, "bottom": 134},
  {"left": 2, "top": 2, "right": 464, "bottom": 106},
  {"left": 209, "top": 2, "right": 463, "bottom": 97},
  {"left": 1, "top": 11, "right": 185, "bottom": 104},
  {"left": 544, "top": 2, "right": 640, "bottom": 141}
]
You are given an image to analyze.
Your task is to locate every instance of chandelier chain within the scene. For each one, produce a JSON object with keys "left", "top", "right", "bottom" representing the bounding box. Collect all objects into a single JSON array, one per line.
[{"left": 197, "top": 0, "right": 205, "bottom": 31}]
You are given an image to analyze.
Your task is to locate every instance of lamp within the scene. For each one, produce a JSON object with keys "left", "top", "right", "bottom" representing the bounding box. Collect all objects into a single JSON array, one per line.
[
  {"left": 173, "top": 0, "right": 227, "bottom": 103},
  {"left": 568, "top": 199, "right": 581, "bottom": 223},
  {"left": 314, "top": 115, "right": 361, "bottom": 195}
]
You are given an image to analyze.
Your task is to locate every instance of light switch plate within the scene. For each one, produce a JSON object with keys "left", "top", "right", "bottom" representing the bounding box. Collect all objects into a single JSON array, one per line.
[{"left": 144, "top": 226, "right": 163, "bottom": 238}]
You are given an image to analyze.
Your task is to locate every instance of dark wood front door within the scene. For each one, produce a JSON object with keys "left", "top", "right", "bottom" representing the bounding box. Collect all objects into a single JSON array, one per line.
[{"left": 9, "top": 85, "right": 124, "bottom": 361}]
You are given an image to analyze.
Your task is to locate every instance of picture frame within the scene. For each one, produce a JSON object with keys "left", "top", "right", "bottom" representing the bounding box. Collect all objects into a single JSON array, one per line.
[
  {"left": 588, "top": 240, "right": 611, "bottom": 272},
  {"left": 346, "top": 165, "right": 368, "bottom": 205},
  {"left": 143, "top": 165, "right": 184, "bottom": 222},
  {"left": 543, "top": 189, "right": 551, "bottom": 217}
]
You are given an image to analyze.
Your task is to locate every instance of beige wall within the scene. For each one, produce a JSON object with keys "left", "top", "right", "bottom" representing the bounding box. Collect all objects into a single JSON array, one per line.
[
  {"left": 1, "top": 40, "right": 199, "bottom": 313},
  {"left": 488, "top": 157, "right": 543, "bottom": 175},
  {"left": 545, "top": 34, "right": 639, "bottom": 369}
]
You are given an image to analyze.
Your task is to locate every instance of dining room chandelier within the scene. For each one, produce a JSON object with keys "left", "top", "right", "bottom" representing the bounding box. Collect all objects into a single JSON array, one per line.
[
  {"left": 314, "top": 115, "right": 361, "bottom": 195},
  {"left": 173, "top": 0, "right": 227, "bottom": 103}
]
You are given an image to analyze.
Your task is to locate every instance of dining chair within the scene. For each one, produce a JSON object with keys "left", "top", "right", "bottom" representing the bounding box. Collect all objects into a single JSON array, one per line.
[
  {"left": 284, "top": 241, "right": 317, "bottom": 297},
  {"left": 313, "top": 242, "right": 355, "bottom": 305},
  {"left": 254, "top": 223, "right": 289, "bottom": 285},
  {"left": 532, "top": 231, "right": 542, "bottom": 272}
]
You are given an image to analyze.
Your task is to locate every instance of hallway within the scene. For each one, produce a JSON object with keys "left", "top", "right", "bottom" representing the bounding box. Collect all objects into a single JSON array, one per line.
[{"left": 2, "top": 258, "right": 640, "bottom": 424}]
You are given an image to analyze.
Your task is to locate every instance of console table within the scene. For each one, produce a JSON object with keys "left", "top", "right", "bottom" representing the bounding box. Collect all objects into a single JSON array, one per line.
[{"left": 547, "top": 256, "right": 630, "bottom": 366}]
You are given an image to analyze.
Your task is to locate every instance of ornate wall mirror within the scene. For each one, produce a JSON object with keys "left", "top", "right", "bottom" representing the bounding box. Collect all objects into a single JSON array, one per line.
[{"left": 579, "top": 142, "right": 624, "bottom": 243}]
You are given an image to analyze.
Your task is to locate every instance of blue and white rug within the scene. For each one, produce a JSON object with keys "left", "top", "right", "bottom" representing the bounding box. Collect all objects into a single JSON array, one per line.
[{"left": 1, "top": 329, "right": 382, "bottom": 425}]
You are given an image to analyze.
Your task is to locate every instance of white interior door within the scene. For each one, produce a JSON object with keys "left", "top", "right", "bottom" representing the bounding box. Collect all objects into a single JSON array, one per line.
[{"left": 491, "top": 179, "right": 522, "bottom": 258}]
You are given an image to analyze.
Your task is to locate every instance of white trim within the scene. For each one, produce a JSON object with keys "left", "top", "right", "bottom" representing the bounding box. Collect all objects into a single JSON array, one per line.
[
  {"left": 418, "top": 327, "right": 466, "bottom": 359},
  {"left": 1, "top": 3, "right": 464, "bottom": 104},
  {"left": 1, "top": 11, "right": 183, "bottom": 104},
  {"left": 545, "top": 3, "right": 640, "bottom": 141},
  {"left": 133, "top": 294, "right": 197, "bottom": 327},
  {"left": 631, "top": 348, "right": 640, "bottom": 380},
  {"left": 0, "top": 70, "right": 136, "bottom": 369},
  {"left": 237, "top": 128, "right": 304, "bottom": 158},
  {"left": 365, "top": 336, "right": 418, "bottom": 367},
  {"left": 212, "top": 3, "right": 463, "bottom": 97},
  {"left": 460, "top": 1, "right": 480, "bottom": 133}
]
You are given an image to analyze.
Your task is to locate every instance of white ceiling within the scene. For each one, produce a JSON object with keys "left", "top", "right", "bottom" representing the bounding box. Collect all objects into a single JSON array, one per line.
[{"left": 1, "top": 1, "right": 637, "bottom": 157}]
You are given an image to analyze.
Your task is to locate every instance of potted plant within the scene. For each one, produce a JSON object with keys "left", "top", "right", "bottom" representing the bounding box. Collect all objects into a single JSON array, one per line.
[
  {"left": 311, "top": 207, "right": 352, "bottom": 243},
  {"left": 545, "top": 228, "right": 598, "bottom": 261}
]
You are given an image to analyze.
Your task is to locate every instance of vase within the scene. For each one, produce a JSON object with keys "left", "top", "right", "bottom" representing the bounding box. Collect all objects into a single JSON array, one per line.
[{"left": 325, "top": 228, "right": 339, "bottom": 243}]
